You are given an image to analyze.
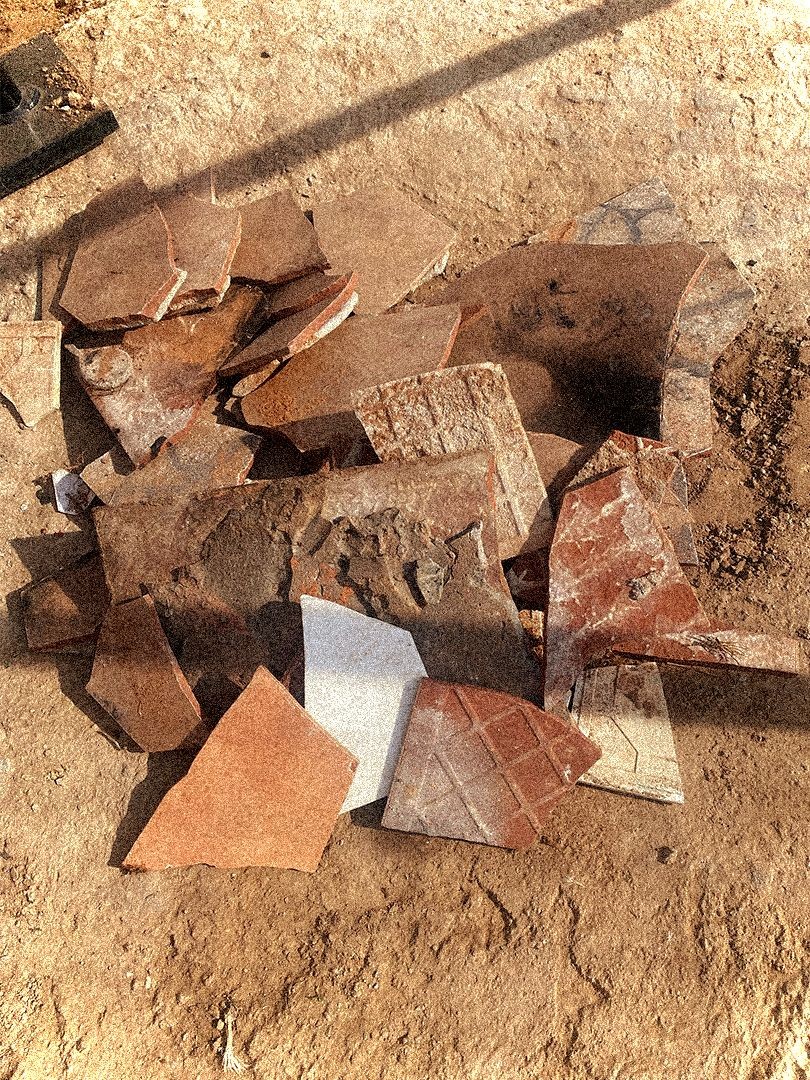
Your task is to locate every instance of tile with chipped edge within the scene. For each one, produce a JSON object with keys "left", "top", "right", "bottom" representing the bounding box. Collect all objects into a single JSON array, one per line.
[
  {"left": 230, "top": 189, "right": 328, "bottom": 286},
  {"left": 0, "top": 320, "right": 61, "bottom": 427},
  {"left": 21, "top": 553, "right": 110, "bottom": 653},
  {"left": 160, "top": 195, "right": 242, "bottom": 314}
]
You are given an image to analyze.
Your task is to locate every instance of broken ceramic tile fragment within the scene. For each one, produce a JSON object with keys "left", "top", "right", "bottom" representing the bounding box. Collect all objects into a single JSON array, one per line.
[
  {"left": 313, "top": 189, "right": 455, "bottom": 315},
  {"left": 160, "top": 195, "right": 242, "bottom": 314},
  {"left": 59, "top": 201, "right": 186, "bottom": 330},
  {"left": 122, "top": 666, "right": 357, "bottom": 872},
  {"left": 526, "top": 432, "right": 591, "bottom": 496},
  {"left": 548, "top": 178, "right": 690, "bottom": 245},
  {"left": 609, "top": 631, "right": 809, "bottom": 677},
  {"left": 230, "top": 189, "right": 328, "bottom": 286},
  {"left": 70, "top": 286, "right": 268, "bottom": 464},
  {"left": 264, "top": 271, "right": 355, "bottom": 322},
  {"left": 572, "top": 662, "right": 684, "bottom": 804},
  {"left": 51, "top": 469, "right": 95, "bottom": 514},
  {"left": 221, "top": 271, "right": 359, "bottom": 385},
  {"left": 381, "top": 679, "right": 600, "bottom": 848},
  {"left": 354, "top": 362, "right": 551, "bottom": 559},
  {"left": 427, "top": 241, "right": 707, "bottom": 439},
  {"left": 301, "top": 595, "right": 427, "bottom": 812},
  {"left": 544, "top": 468, "right": 710, "bottom": 711},
  {"left": 21, "top": 553, "right": 110, "bottom": 652},
  {"left": 88, "top": 595, "right": 205, "bottom": 752},
  {"left": 0, "top": 320, "right": 61, "bottom": 427},
  {"left": 240, "top": 305, "right": 461, "bottom": 452}
]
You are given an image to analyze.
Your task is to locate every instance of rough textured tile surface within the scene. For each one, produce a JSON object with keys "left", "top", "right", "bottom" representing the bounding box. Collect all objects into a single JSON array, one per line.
[
  {"left": 51, "top": 469, "right": 95, "bottom": 514},
  {"left": 547, "top": 178, "right": 691, "bottom": 245},
  {"left": 428, "top": 241, "right": 707, "bottom": 438},
  {"left": 59, "top": 201, "right": 185, "bottom": 330},
  {"left": 87, "top": 595, "right": 205, "bottom": 752},
  {"left": 229, "top": 189, "right": 328, "bottom": 286},
  {"left": 0, "top": 320, "right": 61, "bottom": 427},
  {"left": 81, "top": 421, "right": 259, "bottom": 506},
  {"left": 381, "top": 679, "right": 600, "bottom": 848},
  {"left": 160, "top": 195, "right": 242, "bottom": 314},
  {"left": 21, "top": 553, "right": 110, "bottom": 653},
  {"left": 301, "top": 595, "right": 427, "bottom": 812},
  {"left": 239, "top": 305, "right": 461, "bottom": 452},
  {"left": 122, "top": 666, "right": 357, "bottom": 872},
  {"left": 71, "top": 286, "right": 267, "bottom": 464},
  {"left": 354, "top": 362, "right": 551, "bottom": 559},
  {"left": 572, "top": 662, "right": 684, "bottom": 804},
  {"left": 94, "top": 452, "right": 542, "bottom": 703},
  {"left": 264, "top": 271, "right": 354, "bottom": 322},
  {"left": 313, "top": 189, "right": 455, "bottom": 315},
  {"left": 610, "top": 631, "right": 809, "bottom": 677},
  {"left": 545, "top": 468, "right": 710, "bottom": 710}
]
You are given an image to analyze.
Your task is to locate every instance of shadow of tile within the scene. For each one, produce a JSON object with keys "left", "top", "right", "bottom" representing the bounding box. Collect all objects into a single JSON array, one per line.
[{"left": 109, "top": 748, "right": 196, "bottom": 867}]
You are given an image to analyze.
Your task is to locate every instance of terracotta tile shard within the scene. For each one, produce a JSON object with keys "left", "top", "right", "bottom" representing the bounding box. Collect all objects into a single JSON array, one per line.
[
  {"left": 160, "top": 196, "right": 242, "bottom": 314},
  {"left": 527, "top": 432, "right": 591, "bottom": 496},
  {"left": 381, "top": 679, "right": 600, "bottom": 848},
  {"left": 264, "top": 271, "right": 355, "bottom": 322},
  {"left": 71, "top": 286, "right": 268, "bottom": 464},
  {"left": 82, "top": 422, "right": 259, "bottom": 506},
  {"left": 122, "top": 666, "right": 358, "bottom": 872},
  {"left": 354, "top": 362, "right": 551, "bottom": 560},
  {"left": 427, "top": 241, "right": 707, "bottom": 438},
  {"left": 59, "top": 202, "right": 186, "bottom": 331},
  {"left": 544, "top": 468, "right": 710, "bottom": 711},
  {"left": 0, "top": 320, "right": 61, "bottom": 427},
  {"left": 240, "top": 305, "right": 461, "bottom": 452},
  {"left": 51, "top": 469, "right": 95, "bottom": 514},
  {"left": 301, "top": 595, "right": 427, "bottom": 812},
  {"left": 610, "top": 631, "right": 809, "bottom": 677},
  {"left": 94, "top": 452, "right": 542, "bottom": 702},
  {"left": 572, "top": 662, "right": 684, "bottom": 804},
  {"left": 221, "top": 271, "right": 360, "bottom": 384},
  {"left": 313, "top": 189, "right": 455, "bottom": 316},
  {"left": 21, "top": 553, "right": 110, "bottom": 652},
  {"left": 230, "top": 189, "right": 328, "bottom": 286},
  {"left": 87, "top": 595, "right": 205, "bottom": 752}
]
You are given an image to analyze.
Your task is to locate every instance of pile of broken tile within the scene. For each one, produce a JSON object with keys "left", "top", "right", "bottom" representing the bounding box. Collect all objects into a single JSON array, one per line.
[{"left": 8, "top": 177, "right": 808, "bottom": 872}]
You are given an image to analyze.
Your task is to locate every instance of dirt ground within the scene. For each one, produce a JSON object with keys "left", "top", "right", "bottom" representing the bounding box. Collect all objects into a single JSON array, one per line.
[{"left": 1, "top": 1, "right": 809, "bottom": 1078}]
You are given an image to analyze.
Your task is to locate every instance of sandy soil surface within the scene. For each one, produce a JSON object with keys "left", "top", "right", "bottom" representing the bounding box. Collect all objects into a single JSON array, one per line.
[{"left": 1, "top": 2, "right": 808, "bottom": 1078}]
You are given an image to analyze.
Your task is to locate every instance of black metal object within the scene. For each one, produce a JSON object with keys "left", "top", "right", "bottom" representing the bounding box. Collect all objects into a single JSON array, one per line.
[{"left": 0, "top": 34, "right": 118, "bottom": 199}]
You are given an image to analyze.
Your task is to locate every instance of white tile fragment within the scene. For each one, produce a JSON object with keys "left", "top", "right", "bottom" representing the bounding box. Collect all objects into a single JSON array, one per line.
[{"left": 51, "top": 469, "right": 95, "bottom": 515}]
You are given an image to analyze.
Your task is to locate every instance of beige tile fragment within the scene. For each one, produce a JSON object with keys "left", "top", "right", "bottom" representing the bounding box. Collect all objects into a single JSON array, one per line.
[{"left": 0, "top": 320, "right": 61, "bottom": 427}]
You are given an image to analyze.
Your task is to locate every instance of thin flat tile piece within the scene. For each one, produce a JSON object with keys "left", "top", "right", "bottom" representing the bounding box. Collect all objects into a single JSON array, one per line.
[
  {"left": 610, "top": 631, "right": 809, "bottom": 677},
  {"left": 21, "top": 553, "right": 110, "bottom": 652},
  {"left": 545, "top": 468, "right": 710, "bottom": 711},
  {"left": 81, "top": 422, "right": 259, "bottom": 506},
  {"left": 572, "top": 662, "right": 684, "bottom": 804},
  {"left": 160, "top": 195, "right": 242, "bottom": 314},
  {"left": 313, "top": 189, "right": 455, "bottom": 315},
  {"left": 381, "top": 679, "right": 600, "bottom": 848},
  {"left": 88, "top": 595, "right": 205, "bottom": 752},
  {"left": 354, "top": 362, "right": 551, "bottom": 560},
  {"left": 122, "top": 666, "right": 357, "bottom": 871},
  {"left": 60, "top": 202, "right": 185, "bottom": 330},
  {"left": 93, "top": 452, "right": 542, "bottom": 703},
  {"left": 240, "top": 305, "right": 461, "bottom": 452},
  {"left": 51, "top": 469, "right": 95, "bottom": 514},
  {"left": 230, "top": 189, "right": 328, "bottom": 286},
  {"left": 548, "top": 178, "right": 691, "bottom": 245},
  {"left": 301, "top": 595, "right": 427, "bottom": 812},
  {"left": 71, "top": 286, "right": 268, "bottom": 464},
  {"left": 427, "top": 241, "right": 707, "bottom": 439},
  {"left": 0, "top": 320, "right": 61, "bottom": 427},
  {"left": 264, "top": 271, "right": 354, "bottom": 322}
]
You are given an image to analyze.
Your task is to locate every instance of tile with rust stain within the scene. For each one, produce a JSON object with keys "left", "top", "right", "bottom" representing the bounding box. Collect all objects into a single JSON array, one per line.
[
  {"left": 313, "top": 188, "right": 455, "bottom": 315},
  {"left": 381, "top": 678, "right": 600, "bottom": 848},
  {"left": 0, "top": 320, "right": 61, "bottom": 427},
  {"left": 93, "top": 452, "right": 542, "bottom": 703},
  {"left": 572, "top": 662, "right": 684, "bottom": 804},
  {"left": 427, "top": 241, "right": 707, "bottom": 439},
  {"left": 160, "top": 195, "right": 242, "bottom": 314},
  {"left": 230, "top": 189, "right": 328, "bottom": 286},
  {"left": 21, "top": 553, "right": 110, "bottom": 653},
  {"left": 301, "top": 595, "right": 427, "bottom": 813},
  {"left": 88, "top": 595, "right": 206, "bottom": 753},
  {"left": 544, "top": 468, "right": 710, "bottom": 711},
  {"left": 70, "top": 286, "right": 268, "bottom": 464},
  {"left": 239, "top": 305, "right": 461, "bottom": 453},
  {"left": 609, "top": 631, "right": 809, "bottom": 677},
  {"left": 122, "top": 666, "right": 357, "bottom": 872},
  {"left": 353, "top": 362, "right": 551, "bottom": 560},
  {"left": 59, "top": 202, "right": 185, "bottom": 331},
  {"left": 81, "top": 421, "right": 259, "bottom": 506}
]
